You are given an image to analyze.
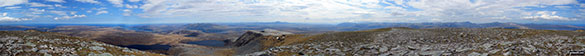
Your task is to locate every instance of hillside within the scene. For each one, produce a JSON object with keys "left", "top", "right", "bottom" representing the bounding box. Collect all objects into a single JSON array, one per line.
[
  {"left": 0, "top": 30, "right": 165, "bottom": 56},
  {"left": 47, "top": 26, "right": 198, "bottom": 46},
  {"left": 241, "top": 28, "right": 585, "bottom": 56}
]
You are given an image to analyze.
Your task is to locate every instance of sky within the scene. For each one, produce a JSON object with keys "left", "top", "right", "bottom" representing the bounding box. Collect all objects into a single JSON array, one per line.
[{"left": 0, "top": 0, "right": 584, "bottom": 24}]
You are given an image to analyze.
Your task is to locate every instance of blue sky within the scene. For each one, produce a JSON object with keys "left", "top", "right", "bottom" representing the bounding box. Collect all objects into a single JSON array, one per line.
[{"left": 0, "top": 0, "right": 584, "bottom": 24}]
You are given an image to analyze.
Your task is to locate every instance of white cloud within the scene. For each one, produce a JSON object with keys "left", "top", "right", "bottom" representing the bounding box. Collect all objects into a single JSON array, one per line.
[
  {"left": 139, "top": 0, "right": 380, "bottom": 19},
  {"left": 555, "top": 6, "right": 571, "bottom": 9},
  {"left": 0, "top": 17, "right": 30, "bottom": 21},
  {"left": 70, "top": 11, "right": 77, "bottom": 14},
  {"left": 4, "top": 6, "right": 21, "bottom": 9},
  {"left": 430, "top": 18, "right": 443, "bottom": 22},
  {"left": 0, "top": 13, "right": 31, "bottom": 21},
  {"left": 28, "top": 8, "right": 46, "bottom": 14},
  {"left": 96, "top": 11, "right": 109, "bottom": 15},
  {"left": 47, "top": 0, "right": 66, "bottom": 3},
  {"left": 123, "top": 9, "right": 132, "bottom": 16},
  {"left": 0, "top": 0, "right": 27, "bottom": 7},
  {"left": 93, "top": 7, "right": 107, "bottom": 10},
  {"left": 107, "top": 0, "right": 124, "bottom": 7},
  {"left": 29, "top": 2, "right": 52, "bottom": 7},
  {"left": 54, "top": 4, "right": 67, "bottom": 8},
  {"left": 522, "top": 11, "right": 576, "bottom": 21},
  {"left": 128, "top": 0, "right": 140, "bottom": 2},
  {"left": 49, "top": 11, "right": 68, "bottom": 15},
  {"left": 54, "top": 15, "right": 87, "bottom": 20},
  {"left": 403, "top": 0, "right": 575, "bottom": 16},
  {"left": 125, "top": 4, "right": 138, "bottom": 8},
  {"left": 75, "top": 0, "right": 101, "bottom": 4}
]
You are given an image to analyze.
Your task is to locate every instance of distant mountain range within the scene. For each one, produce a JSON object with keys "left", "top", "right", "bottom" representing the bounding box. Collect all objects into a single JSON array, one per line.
[
  {"left": 336, "top": 22, "right": 585, "bottom": 31},
  {"left": 2, "top": 22, "right": 584, "bottom": 33}
]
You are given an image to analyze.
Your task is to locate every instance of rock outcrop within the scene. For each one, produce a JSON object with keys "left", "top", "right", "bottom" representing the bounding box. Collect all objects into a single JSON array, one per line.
[
  {"left": 229, "top": 29, "right": 293, "bottom": 55},
  {"left": 0, "top": 31, "right": 165, "bottom": 56}
]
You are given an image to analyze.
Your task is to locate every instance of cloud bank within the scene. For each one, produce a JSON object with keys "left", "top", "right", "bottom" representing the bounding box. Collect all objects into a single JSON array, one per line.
[
  {"left": 134, "top": 0, "right": 582, "bottom": 23},
  {"left": 0, "top": 0, "right": 583, "bottom": 24}
]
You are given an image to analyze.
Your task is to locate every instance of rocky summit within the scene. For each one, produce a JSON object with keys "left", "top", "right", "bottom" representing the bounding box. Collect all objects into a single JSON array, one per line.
[
  {"left": 243, "top": 28, "right": 585, "bottom": 56},
  {"left": 230, "top": 29, "right": 293, "bottom": 55},
  {"left": 0, "top": 30, "right": 165, "bottom": 56}
]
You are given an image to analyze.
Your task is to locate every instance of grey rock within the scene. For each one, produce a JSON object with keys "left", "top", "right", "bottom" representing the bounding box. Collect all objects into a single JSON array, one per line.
[
  {"left": 378, "top": 52, "right": 391, "bottom": 56},
  {"left": 38, "top": 50, "right": 50, "bottom": 53},
  {"left": 456, "top": 48, "right": 471, "bottom": 52},
  {"left": 122, "top": 49, "right": 133, "bottom": 53},
  {"left": 420, "top": 46, "right": 431, "bottom": 51},
  {"left": 43, "top": 53, "right": 52, "bottom": 56},
  {"left": 24, "top": 42, "right": 36, "bottom": 47},
  {"left": 442, "top": 53, "right": 452, "bottom": 56},
  {"left": 89, "top": 46, "right": 105, "bottom": 51},
  {"left": 419, "top": 51, "right": 444, "bottom": 56},
  {"left": 468, "top": 52, "right": 482, "bottom": 56},
  {"left": 406, "top": 46, "right": 418, "bottom": 50},
  {"left": 481, "top": 43, "right": 492, "bottom": 49},
  {"left": 488, "top": 49, "right": 500, "bottom": 54},
  {"left": 88, "top": 53, "right": 113, "bottom": 56},
  {"left": 379, "top": 46, "right": 388, "bottom": 52},
  {"left": 391, "top": 46, "right": 403, "bottom": 50},
  {"left": 27, "top": 48, "right": 38, "bottom": 52},
  {"left": 325, "top": 48, "right": 341, "bottom": 52}
]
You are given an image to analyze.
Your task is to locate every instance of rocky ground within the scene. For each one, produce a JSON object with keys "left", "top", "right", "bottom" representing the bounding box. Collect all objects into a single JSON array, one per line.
[
  {"left": 0, "top": 30, "right": 164, "bottom": 56},
  {"left": 244, "top": 28, "right": 585, "bottom": 56}
]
